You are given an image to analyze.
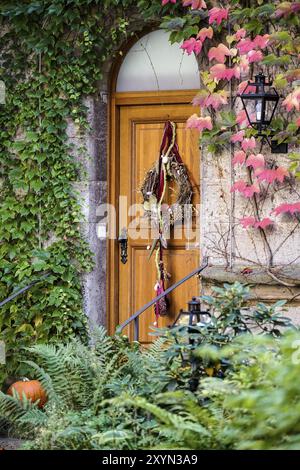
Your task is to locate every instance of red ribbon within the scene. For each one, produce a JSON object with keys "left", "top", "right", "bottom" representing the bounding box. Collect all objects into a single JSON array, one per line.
[
  {"left": 156, "top": 121, "right": 183, "bottom": 201},
  {"left": 154, "top": 121, "right": 182, "bottom": 322}
]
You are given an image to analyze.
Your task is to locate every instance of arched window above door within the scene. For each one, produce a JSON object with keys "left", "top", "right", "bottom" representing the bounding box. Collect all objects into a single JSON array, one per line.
[{"left": 116, "top": 30, "right": 200, "bottom": 92}]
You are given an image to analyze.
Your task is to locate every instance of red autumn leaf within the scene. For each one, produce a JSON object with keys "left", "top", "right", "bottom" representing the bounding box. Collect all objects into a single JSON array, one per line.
[
  {"left": 192, "top": 90, "right": 208, "bottom": 107},
  {"left": 181, "top": 38, "right": 203, "bottom": 55},
  {"left": 256, "top": 218, "right": 274, "bottom": 229},
  {"left": 197, "top": 27, "right": 213, "bottom": 42},
  {"left": 230, "top": 130, "right": 245, "bottom": 143},
  {"left": 208, "top": 7, "right": 229, "bottom": 25},
  {"left": 255, "top": 169, "right": 276, "bottom": 183},
  {"left": 186, "top": 114, "right": 213, "bottom": 131},
  {"left": 235, "top": 28, "right": 246, "bottom": 41},
  {"left": 276, "top": 167, "right": 289, "bottom": 183},
  {"left": 253, "top": 34, "right": 270, "bottom": 49},
  {"left": 239, "top": 56, "right": 250, "bottom": 74},
  {"left": 231, "top": 181, "right": 260, "bottom": 198},
  {"left": 208, "top": 44, "right": 232, "bottom": 63},
  {"left": 242, "top": 183, "right": 260, "bottom": 198},
  {"left": 233, "top": 150, "right": 246, "bottom": 166},
  {"left": 272, "top": 202, "right": 300, "bottom": 216},
  {"left": 237, "top": 38, "right": 255, "bottom": 55},
  {"left": 256, "top": 167, "right": 288, "bottom": 184},
  {"left": 282, "top": 88, "right": 300, "bottom": 112},
  {"left": 241, "top": 137, "right": 256, "bottom": 151},
  {"left": 236, "top": 110, "right": 248, "bottom": 127},
  {"left": 183, "top": 0, "right": 207, "bottom": 9},
  {"left": 193, "top": 90, "right": 228, "bottom": 110},
  {"left": 210, "top": 64, "right": 240, "bottom": 81},
  {"left": 205, "top": 91, "right": 228, "bottom": 110},
  {"left": 238, "top": 81, "right": 256, "bottom": 95},
  {"left": 241, "top": 216, "right": 273, "bottom": 229},
  {"left": 181, "top": 38, "right": 197, "bottom": 55},
  {"left": 240, "top": 216, "right": 256, "bottom": 228},
  {"left": 247, "top": 50, "right": 263, "bottom": 63},
  {"left": 246, "top": 153, "right": 265, "bottom": 169},
  {"left": 231, "top": 180, "right": 247, "bottom": 193}
]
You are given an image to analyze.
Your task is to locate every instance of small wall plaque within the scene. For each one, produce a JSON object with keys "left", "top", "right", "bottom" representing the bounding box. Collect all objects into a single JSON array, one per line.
[{"left": 0, "top": 81, "right": 6, "bottom": 105}]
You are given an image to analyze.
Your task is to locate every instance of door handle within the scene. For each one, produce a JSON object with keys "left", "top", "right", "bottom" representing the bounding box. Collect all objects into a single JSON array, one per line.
[{"left": 118, "top": 227, "right": 128, "bottom": 264}]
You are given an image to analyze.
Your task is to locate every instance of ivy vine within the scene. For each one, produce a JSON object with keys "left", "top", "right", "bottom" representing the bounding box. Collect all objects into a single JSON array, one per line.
[
  {"left": 0, "top": 0, "right": 299, "bottom": 380},
  {"left": 0, "top": 0, "right": 154, "bottom": 378}
]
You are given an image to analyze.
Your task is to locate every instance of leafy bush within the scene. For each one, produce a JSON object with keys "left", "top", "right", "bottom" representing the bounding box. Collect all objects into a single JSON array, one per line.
[
  {"left": 198, "top": 332, "right": 300, "bottom": 450},
  {"left": 0, "top": 327, "right": 187, "bottom": 449},
  {"left": 161, "top": 282, "right": 294, "bottom": 384},
  {"left": 107, "top": 331, "right": 300, "bottom": 450},
  {"left": 0, "top": 283, "right": 298, "bottom": 450}
]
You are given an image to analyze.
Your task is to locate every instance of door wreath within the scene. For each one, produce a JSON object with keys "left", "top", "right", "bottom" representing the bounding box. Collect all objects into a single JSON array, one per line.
[{"left": 140, "top": 120, "right": 194, "bottom": 324}]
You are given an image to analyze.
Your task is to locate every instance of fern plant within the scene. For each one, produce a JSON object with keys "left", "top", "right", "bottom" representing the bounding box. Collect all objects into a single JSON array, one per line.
[
  {"left": 0, "top": 327, "right": 181, "bottom": 449},
  {"left": 104, "top": 391, "right": 222, "bottom": 450},
  {"left": 0, "top": 287, "right": 298, "bottom": 450}
]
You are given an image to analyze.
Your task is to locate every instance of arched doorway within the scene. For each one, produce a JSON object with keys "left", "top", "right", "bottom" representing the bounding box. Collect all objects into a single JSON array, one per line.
[{"left": 108, "top": 30, "right": 201, "bottom": 342}]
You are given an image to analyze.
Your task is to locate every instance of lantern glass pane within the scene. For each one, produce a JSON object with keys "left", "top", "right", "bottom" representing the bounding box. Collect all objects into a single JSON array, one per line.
[
  {"left": 243, "top": 98, "right": 259, "bottom": 126},
  {"left": 191, "top": 314, "right": 200, "bottom": 325},
  {"left": 176, "top": 313, "right": 200, "bottom": 326},
  {"left": 200, "top": 313, "right": 211, "bottom": 325},
  {"left": 242, "top": 95, "right": 278, "bottom": 129},
  {"left": 176, "top": 314, "right": 190, "bottom": 326},
  {"left": 265, "top": 99, "right": 277, "bottom": 124}
]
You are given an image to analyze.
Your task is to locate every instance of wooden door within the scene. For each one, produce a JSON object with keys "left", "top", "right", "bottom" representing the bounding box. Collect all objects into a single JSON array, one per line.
[{"left": 109, "top": 92, "right": 200, "bottom": 343}]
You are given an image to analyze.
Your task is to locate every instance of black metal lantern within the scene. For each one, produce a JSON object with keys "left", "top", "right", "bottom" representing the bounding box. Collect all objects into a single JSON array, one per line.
[
  {"left": 240, "top": 72, "right": 279, "bottom": 133},
  {"left": 239, "top": 72, "right": 288, "bottom": 153},
  {"left": 171, "top": 297, "right": 212, "bottom": 392},
  {"left": 172, "top": 297, "right": 211, "bottom": 328}
]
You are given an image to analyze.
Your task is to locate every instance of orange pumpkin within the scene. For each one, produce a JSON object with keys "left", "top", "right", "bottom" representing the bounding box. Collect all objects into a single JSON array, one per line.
[{"left": 7, "top": 379, "right": 47, "bottom": 409}]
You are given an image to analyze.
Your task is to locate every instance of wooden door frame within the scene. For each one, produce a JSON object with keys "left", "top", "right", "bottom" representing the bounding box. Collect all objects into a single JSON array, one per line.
[{"left": 107, "top": 90, "right": 198, "bottom": 335}]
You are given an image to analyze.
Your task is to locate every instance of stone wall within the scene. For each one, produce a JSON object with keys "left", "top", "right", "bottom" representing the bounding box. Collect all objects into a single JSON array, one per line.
[
  {"left": 67, "top": 89, "right": 109, "bottom": 327},
  {"left": 200, "top": 144, "right": 300, "bottom": 319}
]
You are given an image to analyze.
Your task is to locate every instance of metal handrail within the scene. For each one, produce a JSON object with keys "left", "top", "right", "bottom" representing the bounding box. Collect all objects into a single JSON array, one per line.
[
  {"left": 0, "top": 272, "right": 51, "bottom": 308},
  {"left": 116, "top": 258, "right": 209, "bottom": 340}
]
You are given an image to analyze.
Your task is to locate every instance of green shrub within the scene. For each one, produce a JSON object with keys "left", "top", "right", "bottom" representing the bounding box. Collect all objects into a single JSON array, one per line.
[
  {"left": 161, "top": 282, "right": 294, "bottom": 384},
  {"left": 198, "top": 332, "right": 300, "bottom": 450},
  {"left": 0, "top": 283, "right": 298, "bottom": 450},
  {"left": 108, "top": 331, "right": 300, "bottom": 450},
  {"left": 0, "top": 327, "right": 185, "bottom": 449}
]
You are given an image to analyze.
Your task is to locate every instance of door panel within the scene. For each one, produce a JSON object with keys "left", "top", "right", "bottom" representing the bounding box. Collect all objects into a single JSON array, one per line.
[{"left": 118, "top": 102, "right": 200, "bottom": 343}]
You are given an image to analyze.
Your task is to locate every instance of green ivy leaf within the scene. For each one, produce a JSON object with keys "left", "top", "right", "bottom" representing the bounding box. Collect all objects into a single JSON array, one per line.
[{"left": 262, "top": 54, "right": 291, "bottom": 66}]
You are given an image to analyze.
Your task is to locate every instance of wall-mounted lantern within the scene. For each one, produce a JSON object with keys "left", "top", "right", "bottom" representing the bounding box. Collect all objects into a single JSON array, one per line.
[{"left": 239, "top": 72, "right": 288, "bottom": 154}]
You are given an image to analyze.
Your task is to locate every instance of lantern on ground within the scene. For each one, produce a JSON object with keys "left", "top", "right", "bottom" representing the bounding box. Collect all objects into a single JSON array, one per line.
[
  {"left": 172, "top": 297, "right": 211, "bottom": 329},
  {"left": 171, "top": 297, "right": 211, "bottom": 392}
]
